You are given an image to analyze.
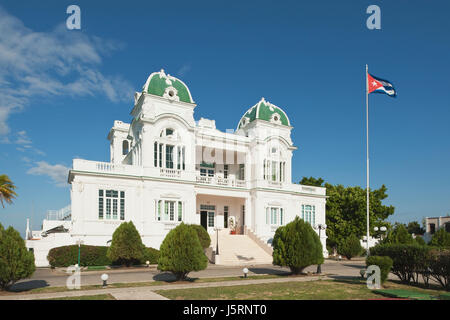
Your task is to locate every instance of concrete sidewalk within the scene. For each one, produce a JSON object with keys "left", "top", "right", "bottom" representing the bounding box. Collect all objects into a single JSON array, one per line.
[
  {"left": 0, "top": 275, "right": 330, "bottom": 300},
  {"left": 9, "top": 259, "right": 364, "bottom": 292}
]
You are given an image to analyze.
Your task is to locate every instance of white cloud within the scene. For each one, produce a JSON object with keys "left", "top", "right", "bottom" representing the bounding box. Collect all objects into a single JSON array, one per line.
[
  {"left": 0, "top": 6, "right": 133, "bottom": 135},
  {"left": 15, "top": 130, "right": 32, "bottom": 145},
  {"left": 27, "top": 161, "right": 70, "bottom": 187},
  {"left": 177, "top": 64, "right": 191, "bottom": 77},
  {"left": 7, "top": 130, "right": 45, "bottom": 155}
]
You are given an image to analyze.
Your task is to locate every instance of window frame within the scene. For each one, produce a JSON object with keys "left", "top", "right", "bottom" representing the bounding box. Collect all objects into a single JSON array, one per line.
[
  {"left": 98, "top": 189, "right": 125, "bottom": 221},
  {"left": 266, "top": 206, "right": 284, "bottom": 226},
  {"left": 301, "top": 204, "right": 315, "bottom": 225}
]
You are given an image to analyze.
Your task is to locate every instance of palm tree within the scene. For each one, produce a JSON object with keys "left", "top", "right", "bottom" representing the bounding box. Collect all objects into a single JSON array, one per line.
[{"left": 0, "top": 174, "right": 17, "bottom": 208}]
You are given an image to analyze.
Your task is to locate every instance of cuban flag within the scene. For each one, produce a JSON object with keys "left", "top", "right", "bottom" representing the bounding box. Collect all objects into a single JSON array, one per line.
[{"left": 368, "top": 73, "right": 397, "bottom": 97}]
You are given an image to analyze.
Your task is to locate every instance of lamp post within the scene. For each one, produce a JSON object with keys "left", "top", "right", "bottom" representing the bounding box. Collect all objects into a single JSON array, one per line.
[
  {"left": 316, "top": 224, "right": 327, "bottom": 274},
  {"left": 215, "top": 227, "right": 220, "bottom": 255},
  {"left": 374, "top": 226, "right": 387, "bottom": 241},
  {"left": 76, "top": 239, "right": 83, "bottom": 268},
  {"left": 101, "top": 273, "right": 109, "bottom": 288}
]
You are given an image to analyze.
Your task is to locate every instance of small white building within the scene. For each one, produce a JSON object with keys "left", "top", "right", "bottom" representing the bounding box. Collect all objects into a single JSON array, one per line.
[
  {"left": 26, "top": 69, "right": 328, "bottom": 266},
  {"left": 423, "top": 216, "right": 450, "bottom": 243}
]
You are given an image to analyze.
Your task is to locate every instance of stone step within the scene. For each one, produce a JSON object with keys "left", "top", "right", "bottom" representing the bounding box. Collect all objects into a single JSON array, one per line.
[{"left": 210, "top": 229, "right": 273, "bottom": 266}]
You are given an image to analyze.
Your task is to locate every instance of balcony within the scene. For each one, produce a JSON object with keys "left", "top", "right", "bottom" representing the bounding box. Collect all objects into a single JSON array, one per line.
[
  {"left": 159, "top": 168, "right": 181, "bottom": 178},
  {"left": 71, "top": 159, "right": 188, "bottom": 180},
  {"left": 196, "top": 175, "right": 247, "bottom": 188}
]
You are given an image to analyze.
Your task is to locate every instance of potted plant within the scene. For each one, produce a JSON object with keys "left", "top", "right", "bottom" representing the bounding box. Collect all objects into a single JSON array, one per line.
[{"left": 229, "top": 216, "right": 238, "bottom": 235}]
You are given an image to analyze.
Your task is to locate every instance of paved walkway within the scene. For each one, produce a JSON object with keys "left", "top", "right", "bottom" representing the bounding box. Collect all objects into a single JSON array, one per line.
[
  {"left": 0, "top": 275, "right": 330, "bottom": 300},
  {"left": 7, "top": 259, "right": 366, "bottom": 292}
]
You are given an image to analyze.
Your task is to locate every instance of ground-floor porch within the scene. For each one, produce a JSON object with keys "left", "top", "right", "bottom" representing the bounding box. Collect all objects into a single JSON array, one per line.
[{"left": 195, "top": 194, "right": 246, "bottom": 235}]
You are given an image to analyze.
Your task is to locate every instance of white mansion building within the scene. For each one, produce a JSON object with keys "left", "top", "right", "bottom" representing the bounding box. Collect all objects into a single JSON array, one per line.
[{"left": 26, "top": 69, "right": 328, "bottom": 266}]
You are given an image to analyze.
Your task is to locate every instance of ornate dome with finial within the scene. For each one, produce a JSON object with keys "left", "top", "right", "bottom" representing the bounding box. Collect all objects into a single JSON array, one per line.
[
  {"left": 238, "top": 97, "right": 290, "bottom": 129},
  {"left": 142, "top": 69, "right": 194, "bottom": 104}
]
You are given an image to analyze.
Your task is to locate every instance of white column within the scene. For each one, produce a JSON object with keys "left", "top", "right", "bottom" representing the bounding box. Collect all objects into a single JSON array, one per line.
[{"left": 245, "top": 197, "right": 252, "bottom": 231}]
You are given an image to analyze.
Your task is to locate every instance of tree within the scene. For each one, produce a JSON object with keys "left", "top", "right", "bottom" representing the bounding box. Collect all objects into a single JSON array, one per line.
[
  {"left": 414, "top": 235, "right": 426, "bottom": 246},
  {"left": 429, "top": 228, "right": 450, "bottom": 248},
  {"left": 339, "top": 234, "right": 363, "bottom": 260},
  {"left": 188, "top": 224, "right": 211, "bottom": 249},
  {"left": 382, "top": 223, "right": 414, "bottom": 245},
  {"left": 324, "top": 182, "right": 395, "bottom": 250},
  {"left": 158, "top": 223, "right": 208, "bottom": 280},
  {"left": 366, "top": 255, "right": 393, "bottom": 284},
  {"left": 107, "top": 221, "right": 145, "bottom": 266},
  {"left": 272, "top": 217, "right": 324, "bottom": 274},
  {"left": 406, "top": 221, "right": 425, "bottom": 235},
  {"left": 299, "top": 177, "right": 324, "bottom": 187},
  {"left": 0, "top": 223, "right": 35, "bottom": 290},
  {"left": 0, "top": 175, "right": 17, "bottom": 208}
]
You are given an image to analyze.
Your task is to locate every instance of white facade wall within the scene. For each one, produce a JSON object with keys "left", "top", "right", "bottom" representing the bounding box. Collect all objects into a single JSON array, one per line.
[{"left": 27, "top": 74, "right": 328, "bottom": 266}]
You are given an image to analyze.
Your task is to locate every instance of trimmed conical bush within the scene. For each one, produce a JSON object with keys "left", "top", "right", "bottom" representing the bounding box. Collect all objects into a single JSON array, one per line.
[
  {"left": 158, "top": 223, "right": 208, "bottom": 280},
  {"left": 272, "top": 217, "right": 324, "bottom": 274}
]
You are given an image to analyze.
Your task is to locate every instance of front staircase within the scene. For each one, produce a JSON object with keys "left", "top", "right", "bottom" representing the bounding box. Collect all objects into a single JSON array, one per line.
[{"left": 210, "top": 229, "right": 273, "bottom": 265}]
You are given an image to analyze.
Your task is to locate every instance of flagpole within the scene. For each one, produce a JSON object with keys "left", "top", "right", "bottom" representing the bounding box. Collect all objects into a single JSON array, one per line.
[{"left": 366, "top": 64, "right": 370, "bottom": 256}]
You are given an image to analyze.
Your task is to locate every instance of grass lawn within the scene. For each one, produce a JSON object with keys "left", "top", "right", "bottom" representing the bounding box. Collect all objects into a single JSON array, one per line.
[
  {"left": 1, "top": 274, "right": 283, "bottom": 295},
  {"left": 155, "top": 278, "right": 448, "bottom": 300},
  {"left": 38, "top": 294, "right": 116, "bottom": 300}
]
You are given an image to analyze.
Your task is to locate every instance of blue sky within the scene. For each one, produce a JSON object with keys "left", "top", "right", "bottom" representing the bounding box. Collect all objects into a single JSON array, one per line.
[{"left": 1, "top": 0, "right": 449, "bottom": 236}]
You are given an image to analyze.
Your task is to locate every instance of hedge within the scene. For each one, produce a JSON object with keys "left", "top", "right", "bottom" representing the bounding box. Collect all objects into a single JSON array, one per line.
[
  {"left": 370, "top": 244, "right": 430, "bottom": 284},
  {"left": 366, "top": 255, "right": 393, "bottom": 284},
  {"left": 428, "top": 249, "right": 450, "bottom": 291},
  {"left": 48, "top": 245, "right": 160, "bottom": 268},
  {"left": 339, "top": 235, "right": 363, "bottom": 260},
  {"left": 142, "top": 247, "right": 160, "bottom": 265},
  {"left": 370, "top": 244, "right": 450, "bottom": 290}
]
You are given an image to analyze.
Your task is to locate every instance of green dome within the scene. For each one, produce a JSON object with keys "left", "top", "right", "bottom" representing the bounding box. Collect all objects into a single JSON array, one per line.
[
  {"left": 238, "top": 98, "right": 290, "bottom": 129},
  {"left": 143, "top": 69, "right": 194, "bottom": 104}
]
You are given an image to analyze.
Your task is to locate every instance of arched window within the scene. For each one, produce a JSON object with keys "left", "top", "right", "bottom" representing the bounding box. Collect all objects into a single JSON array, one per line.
[
  {"left": 122, "top": 140, "right": 129, "bottom": 155},
  {"left": 160, "top": 128, "right": 175, "bottom": 138},
  {"left": 154, "top": 128, "right": 185, "bottom": 170}
]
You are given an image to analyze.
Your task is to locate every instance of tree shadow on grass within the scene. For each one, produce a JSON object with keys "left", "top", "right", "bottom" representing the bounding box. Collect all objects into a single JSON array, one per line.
[
  {"left": 248, "top": 267, "right": 291, "bottom": 276},
  {"left": 152, "top": 272, "right": 200, "bottom": 283},
  {"left": 342, "top": 264, "right": 366, "bottom": 269},
  {"left": 328, "top": 275, "right": 365, "bottom": 284},
  {"left": 8, "top": 280, "right": 49, "bottom": 292}
]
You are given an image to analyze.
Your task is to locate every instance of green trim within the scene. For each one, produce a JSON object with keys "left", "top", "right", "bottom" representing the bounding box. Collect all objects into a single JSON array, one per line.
[
  {"left": 238, "top": 99, "right": 290, "bottom": 129},
  {"left": 258, "top": 102, "right": 289, "bottom": 126},
  {"left": 200, "top": 162, "right": 215, "bottom": 168},
  {"left": 147, "top": 75, "right": 192, "bottom": 104}
]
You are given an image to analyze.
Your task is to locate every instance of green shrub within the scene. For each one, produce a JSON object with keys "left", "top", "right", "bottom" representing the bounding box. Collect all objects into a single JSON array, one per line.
[
  {"left": 141, "top": 247, "right": 160, "bottom": 265},
  {"left": 48, "top": 245, "right": 111, "bottom": 268},
  {"left": 339, "top": 235, "right": 363, "bottom": 260},
  {"left": 414, "top": 235, "right": 426, "bottom": 246},
  {"left": 382, "top": 224, "right": 414, "bottom": 245},
  {"left": 366, "top": 255, "right": 393, "bottom": 284},
  {"left": 371, "top": 243, "right": 431, "bottom": 284},
  {"left": 272, "top": 217, "right": 324, "bottom": 274},
  {"left": 188, "top": 224, "right": 211, "bottom": 249},
  {"left": 48, "top": 245, "right": 159, "bottom": 268},
  {"left": 107, "top": 221, "right": 145, "bottom": 266},
  {"left": 428, "top": 249, "right": 450, "bottom": 291},
  {"left": 430, "top": 228, "right": 450, "bottom": 248},
  {"left": 0, "top": 224, "right": 35, "bottom": 290},
  {"left": 158, "top": 223, "right": 208, "bottom": 280}
]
